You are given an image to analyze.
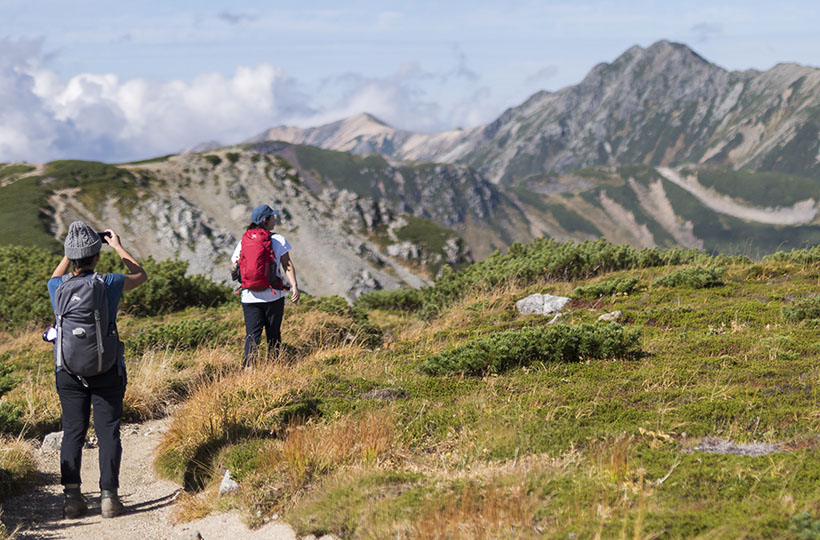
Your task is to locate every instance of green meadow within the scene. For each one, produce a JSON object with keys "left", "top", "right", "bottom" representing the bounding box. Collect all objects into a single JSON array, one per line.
[{"left": 3, "top": 239, "right": 820, "bottom": 538}]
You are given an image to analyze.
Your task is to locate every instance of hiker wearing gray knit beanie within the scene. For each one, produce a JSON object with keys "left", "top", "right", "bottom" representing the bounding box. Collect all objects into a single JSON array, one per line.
[
  {"left": 47, "top": 222, "right": 148, "bottom": 520},
  {"left": 64, "top": 221, "right": 102, "bottom": 260}
]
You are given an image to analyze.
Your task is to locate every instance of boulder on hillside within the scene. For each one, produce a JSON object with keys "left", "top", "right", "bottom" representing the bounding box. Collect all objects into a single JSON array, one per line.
[
  {"left": 515, "top": 294, "right": 571, "bottom": 316},
  {"left": 40, "top": 431, "right": 63, "bottom": 453}
]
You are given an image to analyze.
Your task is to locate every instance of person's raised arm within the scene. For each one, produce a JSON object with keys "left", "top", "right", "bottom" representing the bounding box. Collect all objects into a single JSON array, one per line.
[
  {"left": 280, "top": 252, "right": 299, "bottom": 304},
  {"left": 106, "top": 230, "right": 147, "bottom": 291},
  {"left": 51, "top": 256, "right": 71, "bottom": 278}
]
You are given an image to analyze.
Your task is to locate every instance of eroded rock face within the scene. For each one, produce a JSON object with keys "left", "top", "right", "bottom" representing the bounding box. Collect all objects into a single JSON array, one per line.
[
  {"left": 43, "top": 151, "right": 451, "bottom": 301},
  {"left": 515, "top": 294, "right": 571, "bottom": 316}
]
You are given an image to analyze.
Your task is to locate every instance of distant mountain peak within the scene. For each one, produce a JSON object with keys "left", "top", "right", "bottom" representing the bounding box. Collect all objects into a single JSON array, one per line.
[{"left": 349, "top": 112, "right": 391, "bottom": 127}]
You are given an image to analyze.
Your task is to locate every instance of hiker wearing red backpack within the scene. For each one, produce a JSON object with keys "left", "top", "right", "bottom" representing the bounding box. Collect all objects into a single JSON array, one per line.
[{"left": 231, "top": 204, "right": 300, "bottom": 367}]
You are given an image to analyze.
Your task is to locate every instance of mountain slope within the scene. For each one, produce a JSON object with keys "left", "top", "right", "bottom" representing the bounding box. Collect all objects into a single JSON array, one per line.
[{"left": 0, "top": 152, "right": 477, "bottom": 300}]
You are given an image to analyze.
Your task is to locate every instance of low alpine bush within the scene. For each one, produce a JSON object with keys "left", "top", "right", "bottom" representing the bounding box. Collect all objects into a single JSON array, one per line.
[
  {"left": 572, "top": 277, "right": 640, "bottom": 299},
  {"left": 652, "top": 267, "right": 724, "bottom": 289},
  {"left": 420, "top": 322, "right": 643, "bottom": 376},
  {"left": 782, "top": 297, "right": 820, "bottom": 322},
  {"left": 127, "top": 318, "right": 234, "bottom": 355},
  {"left": 355, "top": 288, "right": 423, "bottom": 311}
]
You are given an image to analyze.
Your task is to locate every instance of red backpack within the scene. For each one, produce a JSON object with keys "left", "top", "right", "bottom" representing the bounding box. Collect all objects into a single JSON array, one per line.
[{"left": 239, "top": 228, "right": 274, "bottom": 290}]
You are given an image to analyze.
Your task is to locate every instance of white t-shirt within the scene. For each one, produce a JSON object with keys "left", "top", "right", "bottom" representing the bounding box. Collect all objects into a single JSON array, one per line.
[{"left": 231, "top": 232, "right": 292, "bottom": 303}]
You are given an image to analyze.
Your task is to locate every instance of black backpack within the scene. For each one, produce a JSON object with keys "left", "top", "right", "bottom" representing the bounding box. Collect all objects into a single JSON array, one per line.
[{"left": 53, "top": 273, "right": 120, "bottom": 377}]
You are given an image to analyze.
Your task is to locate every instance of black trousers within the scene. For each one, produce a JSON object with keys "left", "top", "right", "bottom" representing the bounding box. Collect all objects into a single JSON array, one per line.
[
  {"left": 242, "top": 298, "right": 285, "bottom": 366},
  {"left": 55, "top": 363, "right": 126, "bottom": 491}
]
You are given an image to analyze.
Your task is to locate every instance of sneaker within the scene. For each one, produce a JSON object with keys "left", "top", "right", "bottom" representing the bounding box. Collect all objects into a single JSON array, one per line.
[
  {"left": 101, "top": 490, "right": 124, "bottom": 518},
  {"left": 63, "top": 490, "right": 87, "bottom": 519}
]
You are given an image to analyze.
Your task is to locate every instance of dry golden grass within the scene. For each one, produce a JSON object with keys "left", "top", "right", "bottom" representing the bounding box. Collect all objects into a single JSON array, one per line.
[
  {"left": 156, "top": 362, "right": 315, "bottom": 473},
  {"left": 0, "top": 437, "right": 35, "bottom": 480},
  {"left": 265, "top": 408, "right": 398, "bottom": 490},
  {"left": 171, "top": 488, "right": 218, "bottom": 524},
  {"left": 407, "top": 481, "right": 537, "bottom": 540},
  {"left": 281, "top": 311, "right": 355, "bottom": 357},
  {"left": 125, "top": 345, "right": 239, "bottom": 420},
  {"left": 0, "top": 328, "right": 41, "bottom": 357}
]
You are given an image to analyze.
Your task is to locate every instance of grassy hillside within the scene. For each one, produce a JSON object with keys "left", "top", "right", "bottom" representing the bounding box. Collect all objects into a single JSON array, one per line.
[
  {"left": 0, "top": 160, "right": 146, "bottom": 251},
  {"left": 5, "top": 239, "right": 820, "bottom": 537}
]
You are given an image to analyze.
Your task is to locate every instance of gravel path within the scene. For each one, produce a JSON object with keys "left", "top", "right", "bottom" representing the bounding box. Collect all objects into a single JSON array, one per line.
[{"left": 1, "top": 419, "right": 307, "bottom": 540}]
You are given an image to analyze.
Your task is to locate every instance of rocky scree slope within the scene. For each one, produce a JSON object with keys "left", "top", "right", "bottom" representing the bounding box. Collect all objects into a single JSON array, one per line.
[
  {"left": 249, "top": 141, "right": 531, "bottom": 259},
  {"left": 18, "top": 151, "right": 477, "bottom": 300}
]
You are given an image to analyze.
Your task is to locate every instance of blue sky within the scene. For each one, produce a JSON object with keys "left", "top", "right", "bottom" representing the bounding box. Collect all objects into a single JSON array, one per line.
[{"left": 1, "top": 0, "right": 818, "bottom": 163}]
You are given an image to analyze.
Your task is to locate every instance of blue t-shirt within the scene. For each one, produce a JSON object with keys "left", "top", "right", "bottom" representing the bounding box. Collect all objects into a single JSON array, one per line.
[
  {"left": 48, "top": 273, "right": 126, "bottom": 322},
  {"left": 48, "top": 273, "right": 126, "bottom": 370}
]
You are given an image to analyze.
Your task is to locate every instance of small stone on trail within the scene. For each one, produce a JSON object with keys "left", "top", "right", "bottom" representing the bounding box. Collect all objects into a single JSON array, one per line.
[
  {"left": 40, "top": 431, "right": 63, "bottom": 453},
  {"left": 219, "top": 470, "right": 240, "bottom": 495},
  {"left": 598, "top": 310, "right": 623, "bottom": 322},
  {"left": 516, "top": 293, "right": 571, "bottom": 316}
]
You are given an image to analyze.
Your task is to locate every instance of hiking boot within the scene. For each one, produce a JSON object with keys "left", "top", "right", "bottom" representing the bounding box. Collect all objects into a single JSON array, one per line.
[
  {"left": 101, "top": 489, "right": 124, "bottom": 518},
  {"left": 63, "top": 489, "right": 87, "bottom": 519}
]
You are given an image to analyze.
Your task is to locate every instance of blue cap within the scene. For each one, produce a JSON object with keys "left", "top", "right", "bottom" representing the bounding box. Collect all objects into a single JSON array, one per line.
[{"left": 251, "top": 204, "right": 278, "bottom": 225}]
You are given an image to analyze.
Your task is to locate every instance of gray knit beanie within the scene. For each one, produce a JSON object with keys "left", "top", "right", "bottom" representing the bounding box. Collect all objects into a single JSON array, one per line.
[{"left": 64, "top": 221, "right": 102, "bottom": 259}]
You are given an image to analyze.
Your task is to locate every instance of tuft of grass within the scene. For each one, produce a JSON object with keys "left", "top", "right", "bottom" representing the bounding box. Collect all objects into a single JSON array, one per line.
[{"left": 0, "top": 436, "right": 36, "bottom": 499}]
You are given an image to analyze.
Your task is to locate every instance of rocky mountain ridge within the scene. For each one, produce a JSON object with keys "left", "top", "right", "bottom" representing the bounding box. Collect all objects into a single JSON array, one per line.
[{"left": 252, "top": 40, "right": 820, "bottom": 184}]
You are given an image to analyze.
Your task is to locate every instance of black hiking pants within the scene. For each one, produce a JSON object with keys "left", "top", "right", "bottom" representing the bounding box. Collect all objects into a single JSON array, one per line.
[
  {"left": 55, "top": 363, "right": 126, "bottom": 491},
  {"left": 242, "top": 298, "right": 285, "bottom": 367}
]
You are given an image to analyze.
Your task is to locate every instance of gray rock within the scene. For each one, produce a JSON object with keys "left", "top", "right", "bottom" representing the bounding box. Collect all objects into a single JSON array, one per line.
[
  {"left": 41, "top": 431, "right": 63, "bottom": 453},
  {"left": 598, "top": 310, "right": 623, "bottom": 322},
  {"left": 515, "top": 294, "right": 571, "bottom": 316},
  {"left": 361, "top": 387, "right": 407, "bottom": 401},
  {"left": 219, "top": 469, "right": 240, "bottom": 496},
  {"left": 690, "top": 437, "right": 782, "bottom": 457},
  {"left": 348, "top": 269, "right": 381, "bottom": 299}
]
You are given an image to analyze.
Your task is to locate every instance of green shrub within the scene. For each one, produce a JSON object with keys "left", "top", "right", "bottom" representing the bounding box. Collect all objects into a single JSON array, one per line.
[
  {"left": 790, "top": 512, "right": 820, "bottom": 539},
  {"left": 355, "top": 288, "right": 423, "bottom": 311},
  {"left": 226, "top": 152, "right": 241, "bottom": 164},
  {"left": 418, "top": 238, "right": 733, "bottom": 318},
  {"left": 420, "top": 323, "right": 643, "bottom": 376},
  {"left": 766, "top": 246, "right": 820, "bottom": 264},
  {"left": 127, "top": 318, "right": 234, "bottom": 355},
  {"left": 0, "top": 246, "right": 233, "bottom": 329},
  {"left": 652, "top": 267, "right": 724, "bottom": 289},
  {"left": 204, "top": 155, "right": 222, "bottom": 167},
  {"left": 572, "top": 277, "right": 640, "bottom": 299},
  {"left": 782, "top": 297, "right": 820, "bottom": 322},
  {"left": 0, "top": 245, "right": 61, "bottom": 330},
  {"left": 99, "top": 255, "right": 234, "bottom": 317}
]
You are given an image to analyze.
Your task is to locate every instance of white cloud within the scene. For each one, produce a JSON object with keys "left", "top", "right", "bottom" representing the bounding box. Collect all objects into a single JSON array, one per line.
[
  {"left": 0, "top": 38, "right": 502, "bottom": 162},
  {"left": 691, "top": 22, "right": 723, "bottom": 43},
  {"left": 526, "top": 65, "right": 559, "bottom": 85}
]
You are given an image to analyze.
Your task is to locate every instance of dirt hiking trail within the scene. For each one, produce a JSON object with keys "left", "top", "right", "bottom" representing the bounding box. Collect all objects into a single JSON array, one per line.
[{"left": 1, "top": 419, "right": 320, "bottom": 540}]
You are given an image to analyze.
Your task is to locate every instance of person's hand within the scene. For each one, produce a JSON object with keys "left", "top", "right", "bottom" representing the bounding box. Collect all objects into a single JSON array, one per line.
[
  {"left": 291, "top": 288, "right": 300, "bottom": 304},
  {"left": 105, "top": 229, "right": 122, "bottom": 249}
]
